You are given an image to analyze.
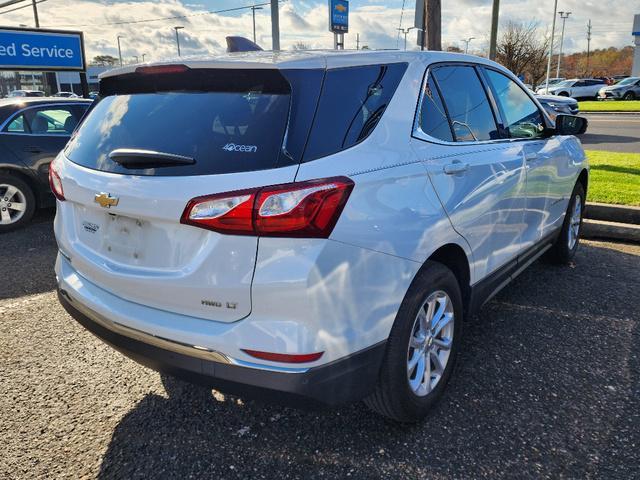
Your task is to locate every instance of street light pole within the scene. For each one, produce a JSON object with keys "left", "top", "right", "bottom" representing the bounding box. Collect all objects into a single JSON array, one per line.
[
  {"left": 117, "top": 35, "right": 125, "bottom": 67},
  {"left": 133, "top": 55, "right": 139, "bottom": 64},
  {"left": 462, "top": 36, "right": 475, "bottom": 54},
  {"left": 398, "top": 27, "right": 423, "bottom": 50},
  {"left": 174, "top": 26, "right": 184, "bottom": 56},
  {"left": 544, "top": 0, "right": 559, "bottom": 92},
  {"left": 141, "top": 53, "right": 147, "bottom": 62},
  {"left": 556, "top": 11, "right": 571, "bottom": 78},
  {"left": 251, "top": 6, "right": 263, "bottom": 43},
  {"left": 270, "top": 0, "right": 280, "bottom": 51}
]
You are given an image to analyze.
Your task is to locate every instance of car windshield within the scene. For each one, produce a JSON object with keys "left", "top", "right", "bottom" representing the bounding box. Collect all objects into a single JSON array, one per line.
[
  {"left": 554, "top": 80, "right": 575, "bottom": 87},
  {"left": 616, "top": 77, "right": 638, "bottom": 85}
]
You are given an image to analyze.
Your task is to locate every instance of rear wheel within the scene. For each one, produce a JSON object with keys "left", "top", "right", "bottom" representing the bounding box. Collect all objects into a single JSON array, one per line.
[
  {"left": 548, "top": 183, "right": 585, "bottom": 264},
  {"left": 558, "top": 91, "right": 569, "bottom": 97},
  {"left": 0, "top": 173, "right": 35, "bottom": 233},
  {"left": 623, "top": 91, "right": 635, "bottom": 100},
  {"left": 365, "top": 261, "right": 463, "bottom": 423}
]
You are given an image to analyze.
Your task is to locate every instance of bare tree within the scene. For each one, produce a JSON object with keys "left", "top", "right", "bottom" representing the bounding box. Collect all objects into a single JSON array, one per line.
[
  {"left": 496, "top": 21, "right": 550, "bottom": 87},
  {"left": 291, "top": 41, "right": 311, "bottom": 51}
]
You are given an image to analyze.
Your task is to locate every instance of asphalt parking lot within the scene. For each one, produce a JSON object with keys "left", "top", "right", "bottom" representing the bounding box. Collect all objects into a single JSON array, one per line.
[
  {"left": 1, "top": 211, "right": 639, "bottom": 479},
  {"left": 581, "top": 114, "right": 640, "bottom": 153}
]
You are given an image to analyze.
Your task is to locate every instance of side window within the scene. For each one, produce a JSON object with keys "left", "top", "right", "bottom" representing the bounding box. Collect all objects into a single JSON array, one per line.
[
  {"left": 484, "top": 69, "right": 545, "bottom": 139},
  {"left": 417, "top": 73, "right": 453, "bottom": 142},
  {"left": 574, "top": 81, "right": 586, "bottom": 87},
  {"left": 5, "top": 114, "right": 28, "bottom": 133},
  {"left": 303, "top": 63, "right": 408, "bottom": 162},
  {"left": 431, "top": 65, "right": 499, "bottom": 142},
  {"left": 23, "top": 107, "right": 76, "bottom": 135}
]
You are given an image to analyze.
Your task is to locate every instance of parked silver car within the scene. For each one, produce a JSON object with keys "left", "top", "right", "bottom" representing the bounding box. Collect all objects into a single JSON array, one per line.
[
  {"left": 536, "top": 94, "right": 579, "bottom": 121},
  {"left": 598, "top": 77, "right": 640, "bottom": 100}
]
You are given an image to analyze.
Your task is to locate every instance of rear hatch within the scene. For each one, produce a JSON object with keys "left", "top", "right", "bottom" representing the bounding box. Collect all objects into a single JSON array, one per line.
[{"left": 56, "top": 64, "right": 323, "bottom": 322}]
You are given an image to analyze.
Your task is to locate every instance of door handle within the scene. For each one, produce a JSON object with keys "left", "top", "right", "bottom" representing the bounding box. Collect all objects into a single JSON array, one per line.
[
  {"left": 23, "top": 146, "right": 43, "bottom": 154},
  {"left": 524, "top": 152, "right": 538, "bottom": 162},
  {"left": 443, "top": 162, "right": 469, "bottom": 175}
]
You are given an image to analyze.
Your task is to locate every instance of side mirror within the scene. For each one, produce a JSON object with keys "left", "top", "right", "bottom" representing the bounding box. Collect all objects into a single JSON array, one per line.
[{"left": 555, "top": 114, "right": 588, "bottom": 135}]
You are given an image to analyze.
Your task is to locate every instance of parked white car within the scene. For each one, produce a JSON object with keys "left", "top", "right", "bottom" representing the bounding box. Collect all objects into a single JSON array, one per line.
[
  {"left": 536, "top": 78, "right": 606, "bottom": 99},
  {"left": 52, "top": 51, "right": 588, "bottom": 422}
]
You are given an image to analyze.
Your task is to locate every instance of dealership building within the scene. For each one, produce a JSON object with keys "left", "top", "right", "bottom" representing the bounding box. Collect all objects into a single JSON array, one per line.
[{"left": 0, "top": 65, "right": 110, "bottom": 96}]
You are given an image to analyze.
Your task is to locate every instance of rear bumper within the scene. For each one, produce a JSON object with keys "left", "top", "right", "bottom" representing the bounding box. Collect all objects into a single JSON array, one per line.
[{"left": 57, "top": 288, "right": 386, "bottom": 407}]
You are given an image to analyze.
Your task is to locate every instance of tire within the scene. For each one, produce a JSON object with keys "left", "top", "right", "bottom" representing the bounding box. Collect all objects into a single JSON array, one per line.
[
  {"left": 0, "top": 173, "right": 36, "bottom": 233},
  {"left": 547, "top": 182, "right": 585, "bottom": 264},
  {"left": 365, "top": 261, "right": 463, "bottom": 423},
  {"left": 623, "top": 92, "right": 635, "bottom": 101},
  {"left": 558, "top": 91, "right": 569, "bottom": 97}
]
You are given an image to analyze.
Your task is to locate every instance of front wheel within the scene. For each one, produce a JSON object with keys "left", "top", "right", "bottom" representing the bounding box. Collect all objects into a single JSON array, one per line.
[
  {"left": 548, "top": 183, "right": 585, "bottom": 264},
  {"left": 365, "top": 262, "right": 463, "bottom": 423},
  {"left": 0, "top": 173, "right": 36, "bottom": 233}
]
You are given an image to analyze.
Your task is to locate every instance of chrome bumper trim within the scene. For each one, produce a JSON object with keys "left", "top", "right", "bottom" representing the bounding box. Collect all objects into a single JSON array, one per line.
[{"left": 58, "top": 287, "right": 310, "bottom": 374}]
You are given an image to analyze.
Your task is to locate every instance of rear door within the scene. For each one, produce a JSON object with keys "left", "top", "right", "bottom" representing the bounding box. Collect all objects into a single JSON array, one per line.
[
  {"left": 56, "top": 66, "right": 322, "bottom": 323},
  {"left": 411, "top": 63, "right": 527, "bottom": 280}
]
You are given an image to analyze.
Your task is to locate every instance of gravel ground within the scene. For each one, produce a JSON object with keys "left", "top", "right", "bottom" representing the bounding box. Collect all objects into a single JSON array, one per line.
[{"left": 1, "top": 213, "right": 639, "bottom": 479}]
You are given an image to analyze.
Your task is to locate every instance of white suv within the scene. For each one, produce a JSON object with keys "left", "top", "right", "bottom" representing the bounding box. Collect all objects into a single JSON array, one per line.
[{"left": 53, "top": 51, "right": 588, "bottom": 422}]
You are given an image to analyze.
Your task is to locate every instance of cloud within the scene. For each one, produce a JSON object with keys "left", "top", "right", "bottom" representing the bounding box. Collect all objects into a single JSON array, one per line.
[{"left": 0, "top": 0, "right": 632, "bottom": 64}]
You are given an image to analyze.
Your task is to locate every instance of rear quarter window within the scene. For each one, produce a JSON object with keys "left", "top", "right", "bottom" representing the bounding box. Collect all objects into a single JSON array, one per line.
[{"left": 303, "top": 63, "right": 408, "bottom": 162}]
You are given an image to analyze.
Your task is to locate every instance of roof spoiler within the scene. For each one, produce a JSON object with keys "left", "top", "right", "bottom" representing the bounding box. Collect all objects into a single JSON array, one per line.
[{"left": 226, "top": 36, "right": 263, "bottom": 53}]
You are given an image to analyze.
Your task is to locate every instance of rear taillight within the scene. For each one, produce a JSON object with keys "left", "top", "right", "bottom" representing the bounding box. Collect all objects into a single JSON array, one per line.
[
  {"left": 135, "top": 64, "right": 190, "bottom": 75},
  {"left": 49, "top": 160, "right": 65, "bottom": 201},
  {"left": 180, "top": 177, "right": 354, "bottom": 238}
]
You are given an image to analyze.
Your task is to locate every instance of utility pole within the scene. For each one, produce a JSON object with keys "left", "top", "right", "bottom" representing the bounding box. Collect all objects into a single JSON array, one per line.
[
  {"left": 117, "top": 35, "right": 125, "bottom": 67},
  {"left": 271, "top": 0, "right": 280, "bottom": 51},
  {"left": 488, "top": 0, "right": 499, "bottom": 59},
  {"left": 556, "top": 11, "right": 571, "bottom": 78},
  {"left": 174, "top": 26, "right": 184, "bottom": 56},
  {"left": 425, "top": 0, "right": 441, "bottom": 50},
  {"left": 461, "top": 36, "right": 475, "bottom": 54},
  {"left": 544, "top": 0, "right": 559, "bottom": 92},
  {"left": 31, "top": 0, "right": 39, "bottom": 27},
  {"left": 398, "top": 27, "right": 410, "bottom": 50},
  {"left": 586, "top": 19, "right": 592, "bottom": 76},
  {"left": 356, "top": 33, "right": 360, "bottom": 50},
  {"left": 251, "top": 5, "right": 263, "bottom": 43}
]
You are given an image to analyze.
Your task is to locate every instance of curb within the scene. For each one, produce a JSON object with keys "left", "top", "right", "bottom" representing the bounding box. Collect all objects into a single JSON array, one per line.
[
  {"left": 581, "top": 111, "right": 640, "bottom": 115},
  {"left": 582, "top": 219, "right": 640, "bottom": 244},
  {"left": 585, "top": 202, "right": 640, "bottom": 225}
]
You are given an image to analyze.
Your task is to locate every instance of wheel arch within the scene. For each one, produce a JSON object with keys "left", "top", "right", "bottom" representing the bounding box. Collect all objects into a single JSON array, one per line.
[
  {"left": 577, "top": 168, "right": 588, "bottom": 196},
  {"left": 424, "top": 243, "right": 472, "bottom": 316}
]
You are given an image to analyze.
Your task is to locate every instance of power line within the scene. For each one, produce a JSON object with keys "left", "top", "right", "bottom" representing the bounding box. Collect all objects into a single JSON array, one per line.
[
  {"left": 0, "top": 0, "right": 46, "bottom": 16},
  {"left": 50, "top": 1, "right": 282, "bottom": 28}
]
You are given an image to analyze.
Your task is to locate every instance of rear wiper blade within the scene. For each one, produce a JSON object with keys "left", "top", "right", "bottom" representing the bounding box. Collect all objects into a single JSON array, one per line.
[{"left": 109, "top": 148, "right": 195, "bottom": 168}]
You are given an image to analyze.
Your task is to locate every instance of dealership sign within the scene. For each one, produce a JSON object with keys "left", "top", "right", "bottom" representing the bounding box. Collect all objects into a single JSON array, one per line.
[
  {"left": 0, "top": 27, "right": 85, "bottom": 71},
  {"left": 328, "top": 0, "right": 349, "bottom": 33}
]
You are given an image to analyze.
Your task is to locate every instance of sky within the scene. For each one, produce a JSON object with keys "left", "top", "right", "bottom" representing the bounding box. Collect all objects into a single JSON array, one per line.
[{"left": 0, "top": 0, "right": 636, "bottom": 63}]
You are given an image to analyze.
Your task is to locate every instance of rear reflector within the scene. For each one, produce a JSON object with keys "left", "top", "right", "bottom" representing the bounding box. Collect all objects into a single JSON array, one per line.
[
  {"left": 49, "top": 159, "right": 65, "bottom": 201},
  {"left": 135, "top": 64, "right": 190, "bottom": 75},
  {"left": 181, "top": 177, "right": 354, "bottom": 238},
  {"left": 242, "top": 349, "right": 324, "bottom": 363}
]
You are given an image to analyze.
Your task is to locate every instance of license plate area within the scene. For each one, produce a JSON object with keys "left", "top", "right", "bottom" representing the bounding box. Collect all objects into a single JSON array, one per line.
[{"left": 102, "top": 213, "right": 146, "bottom": 262}]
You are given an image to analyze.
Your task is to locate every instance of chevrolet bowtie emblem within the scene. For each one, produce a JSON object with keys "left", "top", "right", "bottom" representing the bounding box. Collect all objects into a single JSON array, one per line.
[{"left": 94, "top": 192, "right": 119, "bottom": 208}]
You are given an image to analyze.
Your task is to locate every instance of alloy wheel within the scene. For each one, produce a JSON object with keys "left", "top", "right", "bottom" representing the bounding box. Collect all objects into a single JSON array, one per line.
[
  {"left": 406, "top": 290, "right": 455, "bottom": 397},
  {"left": 0, "top": 183, "right": 28, "bottom": 225},
  {"left": 567, "top": 194, "right": 582, "bottom": 250}
]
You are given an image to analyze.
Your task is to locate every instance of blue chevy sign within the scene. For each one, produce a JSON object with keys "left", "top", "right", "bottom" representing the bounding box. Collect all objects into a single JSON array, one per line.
[
  {"left": 0, "top": 28, "right": 85, "bottom": 71},
  {"left": 328, "top": 0, "right": 349, "bottom": 33}
]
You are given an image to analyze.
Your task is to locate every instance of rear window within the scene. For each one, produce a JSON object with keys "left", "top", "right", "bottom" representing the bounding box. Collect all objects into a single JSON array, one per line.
[
  {"left": 65, "top": 68, "right": 318, "bottom": 176},
  {"left": 303, "top": 63, "right": 407, "bottom": 162}
]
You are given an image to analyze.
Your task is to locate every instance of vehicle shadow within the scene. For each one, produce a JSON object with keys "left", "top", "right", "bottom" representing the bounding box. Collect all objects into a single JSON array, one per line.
[
  {"left": 0, "top": 208, "right": 57, "bottom": 300},
  {"left": 96, "top": 241, "right": 640, "bottom": 479}
]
